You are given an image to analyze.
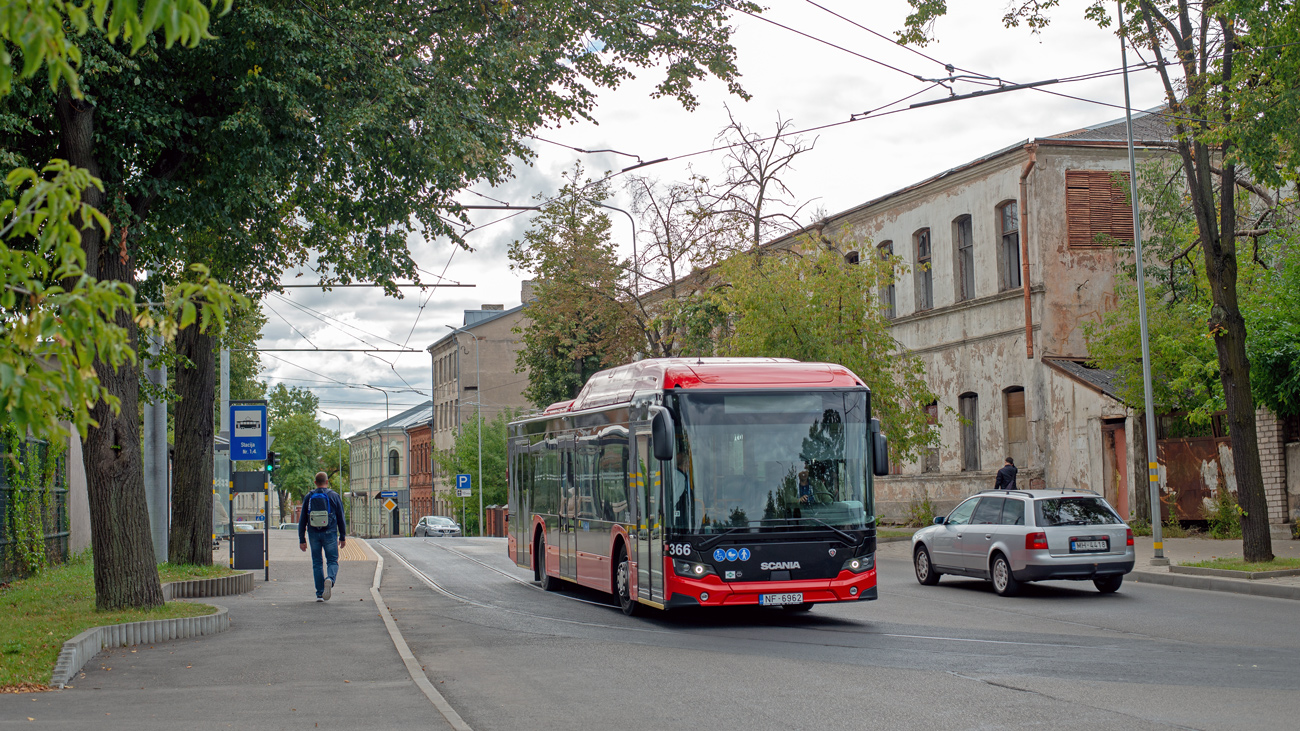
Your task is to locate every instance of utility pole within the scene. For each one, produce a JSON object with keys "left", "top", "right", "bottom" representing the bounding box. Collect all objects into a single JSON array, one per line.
[
  {"left": 1118, "top": 1, "right": 1167, "bottom": 565},
  {"left": 143, "top": 334, "right": 168, "bottom": 562}
]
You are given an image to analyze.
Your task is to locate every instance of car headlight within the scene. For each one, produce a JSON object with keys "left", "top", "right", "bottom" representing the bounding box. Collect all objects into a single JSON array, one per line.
[
  {"left": 672, "top": 559, "right": 717, "bottom": 578},
  {"left": 841, "top": 555, "right": 875, "bottom": 574}
]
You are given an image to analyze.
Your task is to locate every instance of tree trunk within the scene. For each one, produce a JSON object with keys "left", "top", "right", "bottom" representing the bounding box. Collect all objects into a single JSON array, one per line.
[
  {"left": 58, "top": 91, "right": 164, "bottom": 609},
  {"left": 1132, "top": 414, "right": 1151, "bottom": 525},
  {"left": 170, "top": 321, "right": 215, "bottom": 564}
]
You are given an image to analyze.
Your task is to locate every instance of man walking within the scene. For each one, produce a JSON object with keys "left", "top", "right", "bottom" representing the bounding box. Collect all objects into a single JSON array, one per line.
[
  {"left": 994, "top": 457, "right": 1018, "bottom": 490},
  {"left": 299, "top": 472, "right": 347, "bottom": 602}
]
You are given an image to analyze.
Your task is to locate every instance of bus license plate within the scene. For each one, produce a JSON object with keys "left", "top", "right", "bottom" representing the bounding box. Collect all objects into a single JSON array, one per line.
[{"left": 759, "top": 592, "right": 803, "bottom": 606}]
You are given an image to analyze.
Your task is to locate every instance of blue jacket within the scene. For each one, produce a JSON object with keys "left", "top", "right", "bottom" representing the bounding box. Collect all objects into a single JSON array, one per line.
[{"left": 299, "top": 487, "right": 347, "bottom": 542}]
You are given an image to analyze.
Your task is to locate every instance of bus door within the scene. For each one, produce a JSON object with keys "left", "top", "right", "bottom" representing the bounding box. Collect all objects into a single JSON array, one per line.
[
  {"left": 633, "top": 425, "right": 665, "bottom": 604},
  {"left": 509, "top": 438, "right": 529, "bottom": 569},
  {"left": 558, "top": 437, "right": 577, "bottom": 580}
]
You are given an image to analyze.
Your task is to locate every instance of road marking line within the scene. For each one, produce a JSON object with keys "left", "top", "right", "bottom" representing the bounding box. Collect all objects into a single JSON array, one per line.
[{"left": 370, "top": 550, "right": 472, "bottom": 731}]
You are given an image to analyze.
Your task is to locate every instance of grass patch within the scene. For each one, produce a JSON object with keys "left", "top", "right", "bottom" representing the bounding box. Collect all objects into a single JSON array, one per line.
[
  {"left": 0, "top": 554, "right": 217, "bottom": 688},
  {"left": 1183, "top": 556, "right": 1300, "bottom": 573},
  {"left": 158, "top": 563, "right": 238, "bottom": 582},
  {"left": 879, "top": 529, "right": 913, "bottom": 539}
]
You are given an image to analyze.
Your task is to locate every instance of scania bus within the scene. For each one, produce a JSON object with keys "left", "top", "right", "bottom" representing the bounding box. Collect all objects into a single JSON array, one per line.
[{"left": 507, "top": 357, "right": 890, "bottom": 615}]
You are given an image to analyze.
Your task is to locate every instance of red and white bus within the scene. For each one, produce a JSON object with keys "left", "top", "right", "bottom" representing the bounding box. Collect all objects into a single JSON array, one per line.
[{"left": 507, "top": 357, "right": 890, "bottom": 614}]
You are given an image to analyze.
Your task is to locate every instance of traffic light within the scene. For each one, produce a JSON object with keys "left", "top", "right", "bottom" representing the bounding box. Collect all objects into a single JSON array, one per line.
[{"left": 266, "top": 451, "right": 280, "bottom": 473}]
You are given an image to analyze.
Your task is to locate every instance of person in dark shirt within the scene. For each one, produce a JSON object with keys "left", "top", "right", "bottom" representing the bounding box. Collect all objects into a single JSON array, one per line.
[
  {"left": 299, "top": 472, "right": 348, "bottom": 602},
  {"left": 994, "top": 457, "right": 1018, "bottom": 490}
]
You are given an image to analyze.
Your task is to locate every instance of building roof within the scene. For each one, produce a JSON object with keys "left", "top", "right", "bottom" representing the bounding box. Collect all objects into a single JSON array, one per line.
[
  {"left": 426, "top": 303, "right": 525, "bottom": 352},
  {"left": 351, "top": 401, "right": 433, "bottom": 437},
  {"left": 1046, "top": 107, "right": 1175, "bottom": 144},
  {"left": 1043, "top": 357, "right": 1126, "bottom": 402}
]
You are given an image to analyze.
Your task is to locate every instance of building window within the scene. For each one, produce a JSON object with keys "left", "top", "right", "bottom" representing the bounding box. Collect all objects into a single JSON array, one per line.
[
  {"left": 922, "top": 401, "right": 939, "bottom": 473},
  {"left": 878, "top": 241, "right": 895, "bottom": 319},
  {"left": 1066, "top": 170, "right": 1134, "bottom": 247},
  {"left": 959, "top": 392, "right": 980, "bottom": 471},
  {"left": 914, "top": 228, "right": 933, "bottom": 311},
  {"left": 954, "top": 215, "right": 974, "bottom": 302},
  {"left": 999, "top": 201, "right": 1021, "bottom": 290},
  {"left": 1004, "top": 387, "right": 1027, "bottom": 468},
  {"left": 844, "top": 250, "right": 860, "bottom": 264},
  {"left": 389, "top": 449, "right": 400, "bottom": 476}
]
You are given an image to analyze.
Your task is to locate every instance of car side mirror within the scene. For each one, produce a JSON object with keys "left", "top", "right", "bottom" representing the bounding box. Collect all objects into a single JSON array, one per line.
[
  {"left": 933, "top": 516, "right": 946, "bottom": 525},
  {"left": 651, "top": 407, "right": 675, "bottom": 462},
  {"left": 870, "top": 418, "right": 889, "bottom": 477}
]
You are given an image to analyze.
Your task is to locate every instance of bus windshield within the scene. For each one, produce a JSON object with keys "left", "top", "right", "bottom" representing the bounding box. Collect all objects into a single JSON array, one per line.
[{"left": 670, "top": 390, "right": 872, "bottom": 534}]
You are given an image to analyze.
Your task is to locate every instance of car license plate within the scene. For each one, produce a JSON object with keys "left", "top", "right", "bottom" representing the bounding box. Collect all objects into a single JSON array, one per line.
[
  {"left": 1070, "top": 539, "right": 1108, "bottom": 552},
  {"left": 759, "top": 592, "right": 803, "bottom": 606}
]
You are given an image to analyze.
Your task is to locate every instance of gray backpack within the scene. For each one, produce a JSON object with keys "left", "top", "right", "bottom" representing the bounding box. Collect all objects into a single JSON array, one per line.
[{"left": 307, "top": 490, "right": 333, "bottom": 529}]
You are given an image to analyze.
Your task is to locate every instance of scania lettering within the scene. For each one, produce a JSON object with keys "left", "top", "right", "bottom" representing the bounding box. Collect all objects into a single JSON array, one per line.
[{"left": 506, "top": 358, "right": 890, "bottom": 615}]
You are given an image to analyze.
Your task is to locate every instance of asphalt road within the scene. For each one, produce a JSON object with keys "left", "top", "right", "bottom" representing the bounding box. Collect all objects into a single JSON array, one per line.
[{"left": 374, "top": 536, "right": 1300, "bottom": 731}]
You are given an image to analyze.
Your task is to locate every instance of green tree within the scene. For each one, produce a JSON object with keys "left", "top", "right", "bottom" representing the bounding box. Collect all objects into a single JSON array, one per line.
[
  {"left": 510, "top": 166, "right": 644, "bottom": 407},
  {"left": 898, "top": 0, "right": 1300, "bottom": 562},
  {"left": 434, "top": 409, "right": 516, "bottom": 537},
  {"left": 716, "top": 240, "right": 939, "bottom": 460}
]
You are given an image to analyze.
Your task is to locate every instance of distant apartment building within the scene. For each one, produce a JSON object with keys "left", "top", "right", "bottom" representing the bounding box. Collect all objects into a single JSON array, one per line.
[
  {"left": 347, "top": 402, "right": 431, "bottom": 537},
  {"left": 426, "top": 282, "right": 535, "bottom": 516}
]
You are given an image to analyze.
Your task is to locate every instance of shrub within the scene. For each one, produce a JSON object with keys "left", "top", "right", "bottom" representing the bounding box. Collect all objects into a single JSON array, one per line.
[
  {"left": 1204, "top": 484, "right": 1243, "bottom": 539},
  {"left": 904, "top": 488, "right": 937, "bottom": 527}
]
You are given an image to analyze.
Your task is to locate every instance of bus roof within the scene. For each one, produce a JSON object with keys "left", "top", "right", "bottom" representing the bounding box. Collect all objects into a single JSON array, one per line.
[{"left": 542, "top": 358, "right": 866, "bottom": 414}]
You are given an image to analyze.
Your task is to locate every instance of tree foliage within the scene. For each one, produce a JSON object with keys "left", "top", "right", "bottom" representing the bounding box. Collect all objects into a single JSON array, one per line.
[
  {"left": 510, "top": 166, "right": 643, "bottom": 407},
  {"left": 716, "top": 240, "right": 938, "bottom": 459},
  {"left": 434, "top": 409, "right": 517, "bottom": 537}
]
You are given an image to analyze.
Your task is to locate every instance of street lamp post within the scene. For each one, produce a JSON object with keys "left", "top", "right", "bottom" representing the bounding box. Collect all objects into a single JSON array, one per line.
[
  {"left": 362, "top": 385, "right": 390, "bottom": 539},
  {"left": 446, "top": 324, "right": 482, "bottom": 537}
]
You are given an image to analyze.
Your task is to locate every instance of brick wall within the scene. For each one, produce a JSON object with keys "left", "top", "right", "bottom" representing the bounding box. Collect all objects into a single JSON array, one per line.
[{"left": 1257, "top": 407, "right": 1288, "bottom": 524}]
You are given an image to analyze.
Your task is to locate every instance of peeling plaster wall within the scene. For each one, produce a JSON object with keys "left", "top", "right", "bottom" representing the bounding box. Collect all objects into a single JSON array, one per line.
[{"left": 810, "top": 142, "right": 1140, "bottom": 522}]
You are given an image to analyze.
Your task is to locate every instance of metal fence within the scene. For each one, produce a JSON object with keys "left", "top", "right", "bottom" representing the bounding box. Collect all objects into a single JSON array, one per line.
[{"left": 0, "top": 438, "right": 69, "bottom": 583}]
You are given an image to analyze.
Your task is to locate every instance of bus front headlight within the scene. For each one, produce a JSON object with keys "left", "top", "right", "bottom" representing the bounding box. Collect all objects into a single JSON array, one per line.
[{"left": 673, "top": 559, "right": 717, "bottom": 578}]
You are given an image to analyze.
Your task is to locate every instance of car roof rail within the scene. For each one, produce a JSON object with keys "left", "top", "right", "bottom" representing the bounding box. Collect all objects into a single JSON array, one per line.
[{"left": 979, "top": 489, "right": 1034, "bottom": 498}]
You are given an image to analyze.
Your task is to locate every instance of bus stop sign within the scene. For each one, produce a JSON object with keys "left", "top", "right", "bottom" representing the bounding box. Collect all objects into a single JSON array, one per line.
[{"left": 231, "top": 404, "right": 268, "bottom": 461}]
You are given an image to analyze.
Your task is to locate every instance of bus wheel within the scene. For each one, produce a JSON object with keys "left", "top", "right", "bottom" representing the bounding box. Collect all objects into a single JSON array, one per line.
[
  {"left": 782, "top": 602, "right": 814, "bottom": 613},
  {"left": 615, "top": 546, "right": 637, "bottom": 616},
  {"left": 535, "top": 533, "right": 557, "bottom": 592}
]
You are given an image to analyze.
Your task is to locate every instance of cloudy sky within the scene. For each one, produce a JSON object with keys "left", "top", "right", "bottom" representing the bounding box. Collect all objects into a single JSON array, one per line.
[{"left": 258, "top": 0, "right": 1165, "bottom": 437}]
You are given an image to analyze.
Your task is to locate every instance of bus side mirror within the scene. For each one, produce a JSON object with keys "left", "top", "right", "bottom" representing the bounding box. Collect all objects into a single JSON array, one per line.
[
  {"left": 870, "top": 418, "right": 889, "bottom": 477},
  {"left": 651, "top": 407, "right": 675, "bottom": 462}
]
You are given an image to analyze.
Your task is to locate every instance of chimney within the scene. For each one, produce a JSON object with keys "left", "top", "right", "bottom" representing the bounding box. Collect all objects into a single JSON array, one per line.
[
  {"left": 481, "top": 304, "right": 504, "bottom": 311},
  {"left": 521, "top": 279, "right": 537, "bottom": 304}
]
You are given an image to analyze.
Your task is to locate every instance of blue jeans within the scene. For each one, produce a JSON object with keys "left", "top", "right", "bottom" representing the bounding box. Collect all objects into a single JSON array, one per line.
[{"left": 307, "top": 528, "right": 340, "bottom": 597}]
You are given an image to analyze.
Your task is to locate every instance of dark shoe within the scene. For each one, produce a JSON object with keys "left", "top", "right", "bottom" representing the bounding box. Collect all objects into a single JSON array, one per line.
[{"left": 316, "top": 597, "right": 324, "bottom": 602}]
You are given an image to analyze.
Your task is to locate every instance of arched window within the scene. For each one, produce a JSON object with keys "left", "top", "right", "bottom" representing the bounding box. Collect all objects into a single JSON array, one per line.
[
  {"left": 914, "top": 229, "right": 933, "bottom": 311},
  {"left": 954, "top": 215, "right": 974, "bottom": 302},
  {"left": 389, "top": 449, "right": 400, "bottom": 476},
  {"left": 877, "top": 241, "right": 895, "bottom": 318},
  {"left": 998, "top": 201, "right": 1022, "bottom": 290}
]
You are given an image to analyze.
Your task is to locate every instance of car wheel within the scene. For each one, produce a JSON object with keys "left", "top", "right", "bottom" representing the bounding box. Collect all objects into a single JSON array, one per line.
[
  {"left": 782, "top": 602, "right": 814, "bottom": 613},
  {"left": 1093, "top": 575, "right": 1123, "bottom": 594},
  {"left": 914, "top": 544, "right": 941, "bottom": 586},
  {"left": 615, "top": 546, "right": 637, "bottom": 616},
  {"left": 990, "top": 553, "right": 1020, "bottom": 597}
]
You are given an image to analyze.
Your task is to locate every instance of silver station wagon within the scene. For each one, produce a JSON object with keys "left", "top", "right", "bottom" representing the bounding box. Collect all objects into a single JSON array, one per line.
[{"left": 912, "top": 489, "right": 1135, "bottom": 596}]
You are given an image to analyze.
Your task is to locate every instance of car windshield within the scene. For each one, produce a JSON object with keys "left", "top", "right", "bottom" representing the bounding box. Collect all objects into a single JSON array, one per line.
[
  {"left": 672, "top": 390, "right": 872, "bottom": 534},
  {"left": 431, "top": 517, "right": 455, "bottom": 526},
  {"left": 1036, "top": 497, "right": 1121, "bottom": 526}
]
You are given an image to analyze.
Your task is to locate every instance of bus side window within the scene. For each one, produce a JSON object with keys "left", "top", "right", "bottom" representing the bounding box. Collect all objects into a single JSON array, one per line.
[{"left": 600, "top": 442, "right": 629, "bottom": 522}]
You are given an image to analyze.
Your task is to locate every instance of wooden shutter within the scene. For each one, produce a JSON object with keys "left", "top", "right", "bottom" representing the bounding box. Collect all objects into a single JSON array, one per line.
[{"left": 1066, "top": 170, "right": 1134, "bottom": 247}]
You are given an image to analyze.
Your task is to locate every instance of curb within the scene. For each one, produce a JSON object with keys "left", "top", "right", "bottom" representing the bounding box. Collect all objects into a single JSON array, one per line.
[
  {"left": 1169, "top": 565, "right": 1300, "bottom": 580},
  {"left": 1129, "top": 570, "right": 1300, "bottom": 601},
  {"left": 51, "top": 604, "right": 230, "bottom": 689},
  {"left": 162, "top": 571, "right": 255, "bottom": 599}
]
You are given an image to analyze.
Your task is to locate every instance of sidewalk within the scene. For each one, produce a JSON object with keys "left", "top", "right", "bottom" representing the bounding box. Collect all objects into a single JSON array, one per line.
[
  {"left": 1128, "top": 533, "right": 1300, "bottom": 599},
  {"left": 3, "top": 531, "right": 447, "bottom": 729}
]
